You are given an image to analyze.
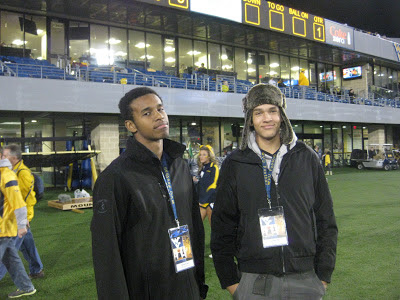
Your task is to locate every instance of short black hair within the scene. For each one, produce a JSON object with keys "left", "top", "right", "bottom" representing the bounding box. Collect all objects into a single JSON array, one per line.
[{"left": 118, "top": 87, "right": 162, "bottom": 121}]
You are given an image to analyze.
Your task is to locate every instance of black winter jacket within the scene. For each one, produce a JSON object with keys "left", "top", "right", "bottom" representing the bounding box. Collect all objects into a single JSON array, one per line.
[
  {"left": 211, "top": 141, "right": 338, "bottom": 289},
  {"left": 91, "top": 136, "right": 207, "bottom": 299}
]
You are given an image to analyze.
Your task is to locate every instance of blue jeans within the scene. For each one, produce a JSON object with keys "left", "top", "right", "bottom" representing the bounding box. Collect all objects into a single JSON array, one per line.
[
  {"left": 0, "top": 228, "right": 43, "bottom": 279},
  {"left": 0, "top": 237, "right": 35, "bottom": 291}
]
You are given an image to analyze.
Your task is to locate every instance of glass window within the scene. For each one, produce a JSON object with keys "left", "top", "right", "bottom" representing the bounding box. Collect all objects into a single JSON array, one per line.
[
  {"left": 352, "top": 125, "right": 362, "bottom": 150},
  {"left": 202, "top": 118, "right": 220, "bottom": 156},
  {"left": 258, "top": 52, "right": 269, "bottom": 83},
  {"left": 221, "top": 45, "right": 234, "bottom": 72},
  {"left": 374, "top": 65, "right": 381, "bottom": 87},
  {"left": 109, "top": 27, "right": 127, "bottom": 67},
  {"left": 163, "top": 37, "right": 176, "bottom": 75},
  {"left": 53, "top": 113, "right": 85, "bottom": 151},
  {"left": 0, "top": 115, "right": 21, "bottom": 140},
  {"left": 299, "top": 59, "right": 309, "bottom": 86},
  {"left": 309, "top": 62, "right": 317, "bottom": 87},
  {"left": 1, "top": 11, "right": 24, "bottom": 54},
  {"left": 194, "top": 40, "right": 207, "bottom": 69},
  {"left": 234, "top": 47, "right": 246, "bottom": 81},
  {"left": 304, "top": 124, "right": 322, "bottom": 134},
  {"left": 221, "top": 118, "right": 243, "bottom": 156},
  {"left": 168, "top": 117, "right": 181, "bottom": 143},
  {"left": 182, "top": 117, "right": 201, "bottom": 158},
  {"left": 90, "top": 24, "right": 109, "bottom": 65},
  {"left": 23, "top": 15, "right": 46, "bottom": 60},
  {"left": 146, "top": 33, "right": 162, "bottom": 71},
  {"left": 292, "top": 122, "right": 302, "bottom": 134},
  {"left": 69, "top": 21, "right": 90, "bottom": 65},
  {"left": 51, "top": 20, "right": 65, "bottom": 66},
  {"left": 323, "top": 125, "right": 332, "bottom": 153},
  {"left": 342, "top": 125, "right": 352, "bottom": 163},
  {"left": 332, "top": 126, "right": 343, "bottom": 166},
  {"left": 247, "top": 51, "right": 257, "bottom": 83},
  {"left": 24, "top": 114, "right": 53, "bottom": 153},
  {"left": 333, "top": 66, "right": 341, "bottom": 90},
  {"left": 325, "top": 65, "right": 334, "bottom": 91},
  {"left": 208, "top": 43, "right": 220, "bottom": 71},
  {"left": 128, "top": 30, "right": 145, "bottom": 69},
  {"left": 269, "top": 54, "right": 280, "bottom": 82},
  {"left": 317, "top": 63, "right": 326, "bottom": 92},
  {"left": 362, "top": 126, "right": 368, "bottom": 149},
  {"left": 178, "top": 38, "right": 193, "bottom": 74},
  {"left": 380, "top": 67, "right": 388, "bottom": 89},
  {"left": 289, "top": 57, "right": 299, "bottom": 86},
  {"left": 392, "top": 71, "right": 398, "bottom": 94}
]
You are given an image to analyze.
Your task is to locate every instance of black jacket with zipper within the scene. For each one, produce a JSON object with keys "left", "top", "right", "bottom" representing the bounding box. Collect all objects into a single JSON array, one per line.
[
  {"left": 211, "top": 141, "right": 337, "bottom": 289},
  {"left": 91, "top": 136, "right": 207, "bottom": 299}
]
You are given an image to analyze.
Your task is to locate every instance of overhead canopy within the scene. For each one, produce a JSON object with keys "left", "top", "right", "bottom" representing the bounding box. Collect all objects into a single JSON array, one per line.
[{"left": 22, "top": 150, "right": 101, "bottom": 168}]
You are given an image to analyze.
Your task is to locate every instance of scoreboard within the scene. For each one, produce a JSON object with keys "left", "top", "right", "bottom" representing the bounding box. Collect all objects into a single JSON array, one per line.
[
  {"left": 243, "top": 1, "right": 325, "bottom": 42},
  {"left": 136, "top": 0, "right": 326, "bottom": 43}
]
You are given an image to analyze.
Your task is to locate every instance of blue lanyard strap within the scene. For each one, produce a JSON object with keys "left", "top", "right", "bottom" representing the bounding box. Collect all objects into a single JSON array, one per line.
[
  {"left": 261, "top": 151, "right": 277, "bottom": 209},
  {"left": 161, "top": 155, "right": 180, "bottom": 227}
]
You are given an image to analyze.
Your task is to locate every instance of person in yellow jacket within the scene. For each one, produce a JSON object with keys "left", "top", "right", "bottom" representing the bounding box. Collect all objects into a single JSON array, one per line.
[
  {"left": 0, "top": 145, "right": 44, "bottom": 280},
  {"left": 299, "top": 68, "right": 309, "bottom": 86},
  {"left": 0, "top": 150, "right": 37, "bottom": 298},
  {"left": 323, "top": 149, "right": 333, "bottom": 175}
]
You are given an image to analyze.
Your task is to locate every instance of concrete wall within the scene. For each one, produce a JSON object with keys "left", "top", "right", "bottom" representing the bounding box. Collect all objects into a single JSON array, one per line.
[{"left": 1, "top": 77, "right": 399, "bottom": 125}]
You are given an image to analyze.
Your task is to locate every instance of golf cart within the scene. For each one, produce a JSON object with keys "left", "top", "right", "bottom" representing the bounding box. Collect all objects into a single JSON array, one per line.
[{"left": 350, "top": 144, "right": 398, "bottom": 171}]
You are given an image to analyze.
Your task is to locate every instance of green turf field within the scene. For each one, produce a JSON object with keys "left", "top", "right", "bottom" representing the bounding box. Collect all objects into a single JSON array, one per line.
[{"left": 1, "top": 167, "right": 399, "bottom": 299}]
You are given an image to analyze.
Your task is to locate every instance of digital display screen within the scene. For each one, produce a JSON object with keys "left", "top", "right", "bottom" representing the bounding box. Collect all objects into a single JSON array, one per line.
[
  {"left": 191, "top": 0, "right": 242, "bottom": 23},
  {"left": 319, "top": 71, "right": 337, "bottom": 82},
  {"left": 343, "top": 66, "right": 362, "bottom": 80}
]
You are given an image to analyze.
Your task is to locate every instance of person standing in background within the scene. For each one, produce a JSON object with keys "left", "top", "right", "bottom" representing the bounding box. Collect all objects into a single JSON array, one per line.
[
  {"left": 299, "top": 69, "right": 309, "bottom": 86},
  {"left": 0, "top": 145, "right": 44, "bottom": 280},
  {"left": 0, "top": 148, "right": 37, "bottom": 298},
  {"left": 323, "top": 149, "right": 333, "bottom": 175},
  {"left": 193, "top": 145, "right": 219, "bottom": 225}
]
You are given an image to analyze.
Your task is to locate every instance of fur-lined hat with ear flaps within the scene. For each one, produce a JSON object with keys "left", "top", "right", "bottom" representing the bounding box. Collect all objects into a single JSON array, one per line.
[{"left": 240, "top": 83, "right": 294, "bottom": 150}]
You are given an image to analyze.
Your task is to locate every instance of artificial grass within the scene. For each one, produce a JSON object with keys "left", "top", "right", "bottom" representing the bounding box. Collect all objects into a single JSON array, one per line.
[{"left": 0, "top": 167, "right": 399, "bottom": 299}]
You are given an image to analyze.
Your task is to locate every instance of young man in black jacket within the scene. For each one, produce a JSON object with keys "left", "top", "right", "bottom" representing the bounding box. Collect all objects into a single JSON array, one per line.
[
  {"left": 211, "top": 84, "right": 338, "bottom": 299},
  {"left": 91, "top": 87, "right": 208, "bottom": 299}
]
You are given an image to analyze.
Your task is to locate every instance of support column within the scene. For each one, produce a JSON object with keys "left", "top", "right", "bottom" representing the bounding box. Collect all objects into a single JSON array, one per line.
[{"left": 91, "top": 117, "right": 120, "bottom": 172}]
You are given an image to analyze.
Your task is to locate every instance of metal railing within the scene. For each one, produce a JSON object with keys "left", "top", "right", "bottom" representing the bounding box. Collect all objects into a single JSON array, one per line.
[{"left": 1, "top": 62, "right": 399, "bottom": 109}]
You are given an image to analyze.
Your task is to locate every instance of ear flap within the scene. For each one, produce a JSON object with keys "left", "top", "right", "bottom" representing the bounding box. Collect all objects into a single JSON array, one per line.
[
  {"left": 125, "top": 120, "right": 137, "bottom": 134},
  {"left": 282, "top": 93, "right": 286, "bottom": 109}
]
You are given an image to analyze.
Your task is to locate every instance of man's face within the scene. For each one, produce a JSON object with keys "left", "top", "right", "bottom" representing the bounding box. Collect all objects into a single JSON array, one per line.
[
  {"left": 1, "top": 149, "right": 17, "bottom": 166},
  {"left": 125, "top": 93, "right": 169, "bottom": 144},
  {"left": 252, "top": 103, "right": 281, "bottom": 142}
]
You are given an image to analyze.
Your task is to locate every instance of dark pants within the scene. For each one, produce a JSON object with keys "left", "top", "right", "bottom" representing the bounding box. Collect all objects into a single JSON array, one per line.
[{"left": 233, "top": 271, "right": 326, "bottom": 300}]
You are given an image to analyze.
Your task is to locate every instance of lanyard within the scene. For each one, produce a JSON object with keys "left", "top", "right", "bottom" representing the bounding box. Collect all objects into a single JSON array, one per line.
[
  {"left": 261, "top": 151, "right": 277, "bottom": 209},
  {"left": 161, "top": 155, "right": 180, "bottom": 227}
]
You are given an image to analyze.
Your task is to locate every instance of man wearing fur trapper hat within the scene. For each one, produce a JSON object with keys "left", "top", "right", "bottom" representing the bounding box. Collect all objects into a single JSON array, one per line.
[{"left": 211, "top": 84, "right": 338, "bottom": 299}]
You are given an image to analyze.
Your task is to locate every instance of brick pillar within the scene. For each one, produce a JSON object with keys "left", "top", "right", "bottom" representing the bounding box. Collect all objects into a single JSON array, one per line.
[{"left": 91, "top": 120, "right": 120, "bottom": 172}]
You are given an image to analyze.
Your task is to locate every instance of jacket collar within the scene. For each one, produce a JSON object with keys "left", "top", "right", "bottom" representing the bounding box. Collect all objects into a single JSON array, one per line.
[
  {"left": 230, "top": 135, "right": 304, "bottom": 165},
  {"left": 124, "top": 135, "right": 185, "bottom": 163},
  {"left": 0, "top": 159, "right": 12, "bottom": 169}
]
